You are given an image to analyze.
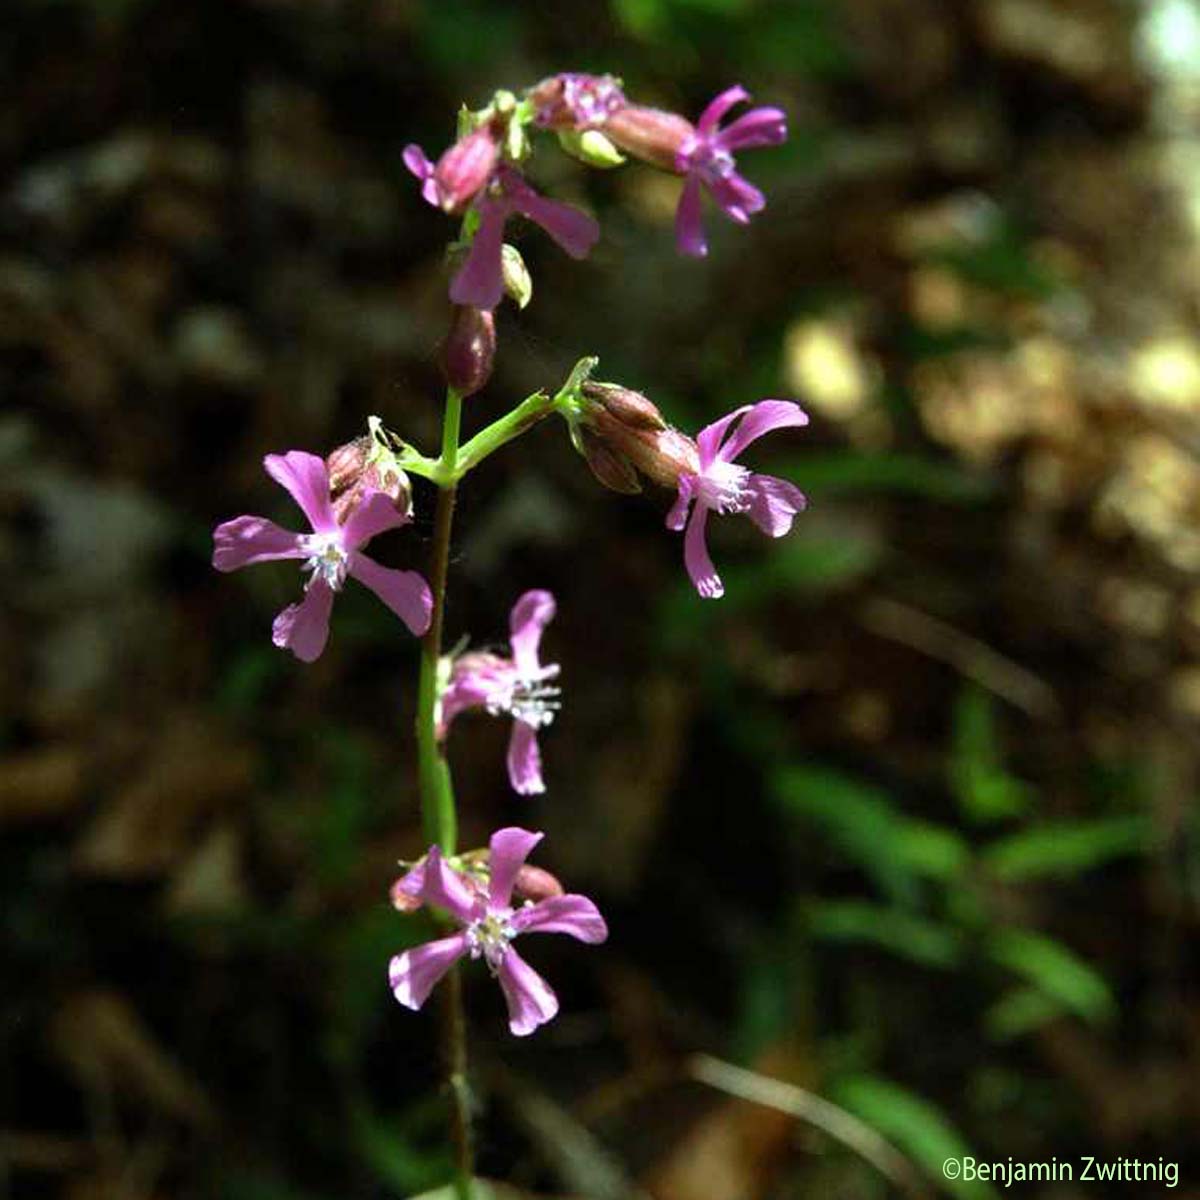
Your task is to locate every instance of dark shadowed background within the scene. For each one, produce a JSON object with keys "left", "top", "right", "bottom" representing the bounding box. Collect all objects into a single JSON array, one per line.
[{"left": 3, "top": 0, "right": 1200, "bottom": 1197}]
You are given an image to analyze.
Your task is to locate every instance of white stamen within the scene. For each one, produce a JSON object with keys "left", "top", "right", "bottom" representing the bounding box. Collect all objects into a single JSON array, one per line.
[
  {"left": 687, "top": 138, "right": 736, "bottom": 184},
  {"left": 466, "top": 910, "right": 516, "bottom": 973},
  {"left": 300, "top": 533, "right": 350, "bottom": 590},
  {"left": 695, "top": 459, "right": 752, "bottom": 514},
  {"left": 487, "top": 664, "right": 562, "bottom": 729}
]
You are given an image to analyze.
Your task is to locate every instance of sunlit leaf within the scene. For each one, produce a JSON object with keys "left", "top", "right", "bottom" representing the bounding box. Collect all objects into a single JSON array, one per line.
[
  {"left": 987, "top": 929, "right": 1115, "bottom": 1024},
  {"left": 983, "top": 817, "right": 1149, "bottom": 881},
  {"left": 828, "top": 1074, "right": 997, "bottom": 1199}
]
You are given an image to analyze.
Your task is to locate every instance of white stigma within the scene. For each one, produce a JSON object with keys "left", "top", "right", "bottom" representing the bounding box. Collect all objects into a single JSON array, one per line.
[
  {"left": 466, "top": 910, "right": 516, "bottom": 973},
  {"left": 300, "top": 532, "right": 350, "bottom": 590},
  {"left": 695, "top": 459, "right": 752, "bottom": 514}
]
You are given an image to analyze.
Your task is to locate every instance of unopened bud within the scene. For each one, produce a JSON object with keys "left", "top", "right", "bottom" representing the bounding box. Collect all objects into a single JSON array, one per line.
[
  {"left": 433, "top": 125, "right": 500, "bottom": 214},
  {"left": 513, "top": 864, "right": 565, "bottom": 904},
  {"left": 581, "top": 380, "right": 667, "bottom": 431},
  {"left": 441, "top": 305, "right": 496, "bottom": 397},
  {"left": 575, "top": 379, "right": 699, "bottom": 489},
  {"left": 604, "top": 104, "right": 694, "bottom": 172},
  {"left": 326, "top": 436, "right": 370, "bottom": 493},
  {"left": 327, "top": 432, "right": 413, "bottom": 524},
  {"left": 580, "top": 429, "right": 641, "bottom": 494},
  {"left": 501, "top": 244, "right": 533, "bottom": 309}
]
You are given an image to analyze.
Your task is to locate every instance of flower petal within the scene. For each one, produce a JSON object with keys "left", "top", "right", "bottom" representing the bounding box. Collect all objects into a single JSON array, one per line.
[
  {"left": 341, "top": 491, "right": 409, "bottom": 550},
  {"left": 716, "top": 106, "right": 787, "bottom": 151},
  {"left": 511, "top": 894, "right": 608, "bottom": 943},
  {"left": 745, "top": 472, "right": 807, "bottom": 538},
  {"left": 666, "top": 475, "right": 695, "bottom": 531},
  {"left": 496, "top": 947, "right": 559, "bottom": 1036},
  {"left": 683, "top": 503, "right": 723, "bottom": 600},
  {"left": 390, "top": 859, "right": 427, "bottom": 911},
  {"left": 402, "top": 143, "right": 441, "bottom": 207},
  {"left": 488, "top": 827, "right": 545, "bottom": 908},
  {"left": 674, "top": 173, "right": 707, "bottom": 258},
  {"left": 706, "top": 171, "right": 765, "bottom": 222},
  {"left": 507, "top": 721, "right": 545, "bottom": 796},
  {"left": 389, "top": 932, "right": 469, "bottom": 1011},
  {"left": 419, "top": 846, "right": 483, "bottom": 923},
  {"left": 439, "top": 658, "right": 514, "bottom": 735},
  {"left": 695, "top": 84, "right": 750, "bottom": 136},
  {"left": 449, "top": 195, "right": 508, "bottom": 310},
  {"left": 695, "top": 405, "right": 753, "bottom": 466},
  {"left": 349, "top": 553, "right": 432, "bottom": 636},
  {"left": 509, "top": 589, "right": 556, "bottom": 675},
  {"left": 719, "top": 399, "right": 809, "bottom": 462},
  {"left": 272, "top": 579, "right": 335, "bottom": 661},
  {"left": 212, "top": 516, "right": 305, "bottom": 572},
  {"left": 504, "top": 174, "right": 600, "bottom": 259},
  {"left": 263, "top": 451, "right": 336, "bottom": 533}
]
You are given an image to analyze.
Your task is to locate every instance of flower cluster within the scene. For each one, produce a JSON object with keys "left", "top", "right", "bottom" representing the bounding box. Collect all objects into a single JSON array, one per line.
[
  {"left": 210, "top": 69, "right": 806, "bottom": 1040},
  {"left": 405, "top": 74, "right": 788, "bottom": 315}
]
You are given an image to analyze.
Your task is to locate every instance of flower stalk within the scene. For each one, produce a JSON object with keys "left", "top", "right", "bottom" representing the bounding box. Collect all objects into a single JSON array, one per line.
[{"left": 413, "top": 385, "right": 474, "bottom": 1198}]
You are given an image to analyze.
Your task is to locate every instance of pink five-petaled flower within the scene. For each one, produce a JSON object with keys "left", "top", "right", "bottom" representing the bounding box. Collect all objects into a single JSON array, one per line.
[
  {"left": 675, "top": 85, "right": 787, "bottom": 258},
  {"left": 667, "top": 401, "right": 809, "bottom": 600},
  {"left": 389, "top": 827, "right": 607, "bottom": 1037},
  {"left": 438, "top": 590, "right": 560, "bottom": 795},
  {"left": 404, "top": 152, "right": 600, "bottom": 310},
  {"left": 212, "top": 451, "right": 433, "bottom": 661}
]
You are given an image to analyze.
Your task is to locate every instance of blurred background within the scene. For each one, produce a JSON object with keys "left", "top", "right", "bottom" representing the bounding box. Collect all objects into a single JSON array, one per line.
[{"left": 3, "top": 0, "right": 1200, "bottom": 1196}]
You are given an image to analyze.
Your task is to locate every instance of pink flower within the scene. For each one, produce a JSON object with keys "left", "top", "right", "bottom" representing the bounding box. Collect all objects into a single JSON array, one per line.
[
  {"left": 667, "top": 401, "right": 809, "bottom": 599},
  {"left": 402, "top": 126, "right": 499, "bottom": 214},
  {"left": 404, "top": 150, "right": 600, "bottom": 310},
  {"left": 675, "top": 85, "right": 787, "bottom": 258},
  {"left": 438, "top": 590, "right": 560, "bottom": 795},
  {"left": 389, "top": 827, "right": 607, "bottom": 1037},
  {"left": 212, "top": 451, "right": 433, "bottom": 661},
  {"left": 530, "top": 73, "right": 627, "bottom": 130}
]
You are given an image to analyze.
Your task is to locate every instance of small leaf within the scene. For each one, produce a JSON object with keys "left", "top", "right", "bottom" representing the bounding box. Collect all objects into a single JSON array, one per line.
[
  {"left": 984, "top": 986, "right": 1066, "bottom": 1041},
  {"left": 983, "top": 817, "right": 1149, "bottom": 881},
  {"left": 951, "top": 687, "right": 1032, "bottom": 824},
  {"left": 987, "top": 929, "right": 1115, "bottom": 1024},
  {"left": 829, "top": 1074, "right": 997, "bottom": 1199},
  {"left": 809, "top": 901, "right": 963, "bottom": 968}
]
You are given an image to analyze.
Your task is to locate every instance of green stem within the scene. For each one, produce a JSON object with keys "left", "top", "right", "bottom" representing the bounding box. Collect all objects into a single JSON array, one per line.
[
  {"left": 413, "top": 386, "right": 473, "bottom": 1199},
  {"left": 453, "top": 389, "right": 553, "bottom": 480}
]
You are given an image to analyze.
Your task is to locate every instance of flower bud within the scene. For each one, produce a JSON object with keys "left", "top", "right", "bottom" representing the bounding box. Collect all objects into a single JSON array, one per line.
[
  {"left": 326, "top": 436, "right": 370, "bottom": 493},
  {"left": 440, "top": 305, "right": 496, "bottom": 397},
  {"left": 530, "top": 73, "right": 627, "bottom": 130},
  {"left": 581, "top": 380, "right": 668, "bottom": 431},
  {"left": 327, "top": 434, "right": 413, "bottom": 524},
  {"left": 579, "top": 429, "right": 642, "bottom": 494},
  {"left": 604, "top": 104, "right": 694, "bottom": 172},
  {"left": 433, "top": 125, "right": 500, "bottom": 214},
  {"left": 576, "top": 380, "right": 699, "bottom": 489},
  {"left": 512, "top": 864, "right": 565, "bottom": 903}
]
